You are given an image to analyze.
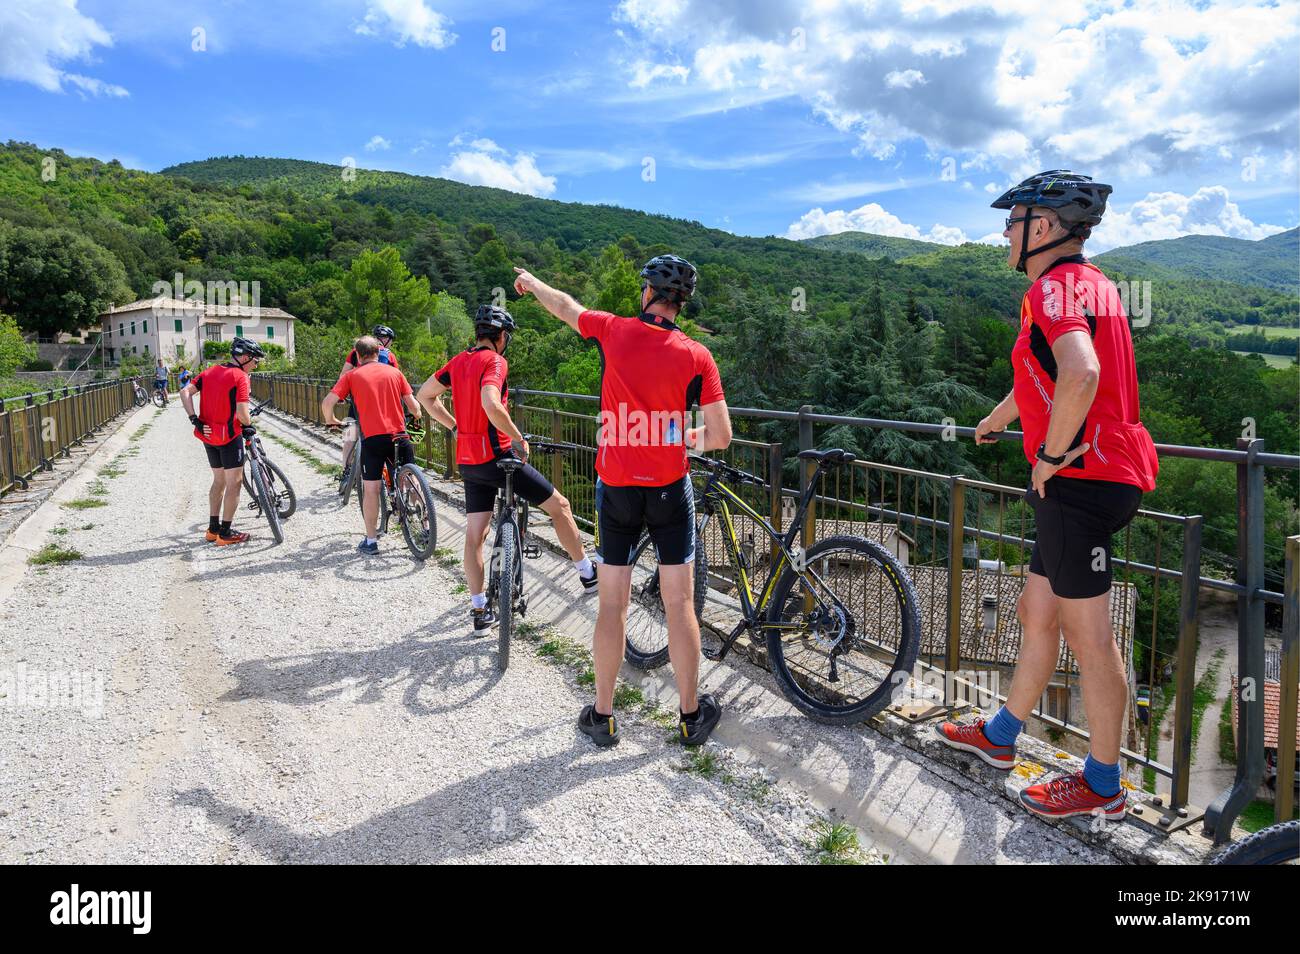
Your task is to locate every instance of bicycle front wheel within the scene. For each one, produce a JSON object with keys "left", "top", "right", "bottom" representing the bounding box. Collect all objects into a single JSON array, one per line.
[
  {"left": 262, "top": 457, "right": 297, "bottom": 519},
  {"left": 339, "top": 438, "right": 361, "bottom": 503},
  {"left": 494, "top": 519, "right": 517, "bottom": 671},
  {"left": 395, "top": 463, "right": 438, "bottom": 559},
  {"left": 249, "top": 455, "right": 284, "bottom": 545},
  {"left": 1211, "top": 820, "right": 1300, "bottom": 865},
  {"left": 764, "top": 534, "right": 920, "bottom": 725},
  {"left": 151, "top": 389, "right": 167, "bottom": 408}
]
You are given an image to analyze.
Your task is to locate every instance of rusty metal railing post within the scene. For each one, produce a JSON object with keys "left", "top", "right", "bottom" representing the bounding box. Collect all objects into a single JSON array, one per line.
[
  {"left": 550, "top": 408, "right": 563, "bottom": 490},
  {"left": 1206, "top": 437, "right": 1268, "bottom": 843},
  {"left": 1278, "top": 535, "right": 1299, "bottom": 822},
  {"left": 944, "top": 475, "right": 966, "bottom": 705},
  {"left": 1168, "top": 515, "right": 1203, "bottom": 811},
  {"left": 797, "top": 404, "right": 815, "bottom": 551}
]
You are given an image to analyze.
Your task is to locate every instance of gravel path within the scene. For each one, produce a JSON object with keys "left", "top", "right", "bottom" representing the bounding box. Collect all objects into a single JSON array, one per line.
[
  {"left": 0, "top": 402, "right": 1118, "bottom": 864},
  {"left": 0, "top": 404, "right": 831, "bottom": 864}
]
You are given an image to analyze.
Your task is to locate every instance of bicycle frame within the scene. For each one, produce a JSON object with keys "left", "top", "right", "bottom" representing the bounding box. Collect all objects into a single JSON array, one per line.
[{"left": 696, "top": 459, "right": 848, "bottom": 659}]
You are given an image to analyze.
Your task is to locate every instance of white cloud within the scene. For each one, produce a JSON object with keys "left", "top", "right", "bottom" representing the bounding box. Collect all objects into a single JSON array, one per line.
[
  {"left": 364, "top": 135, "right": 391, "bottom": 152},
  {"left": 0, "top": 0, "right": 127, "bottom": 96},
  {"left": 630, "top": 62, "right": 690, "bottom": 88},
  {"left": 785, "top": 202, "right": 967, "bottom": 245},
  {"left": 1090, "top": 185, "right": 1289, "bottom": 251},
  {"left": 614, "top": 0, "right": 1300, "bottom": 176},
  {"left": 468, "top": 137, "right": 504, "bottom": 154},
  {"left": 884, "top": 69, "right": 925, "bottom": 89},
  {"left": 356, "top": 0, "right": 456, "bottom": 49},
  {"left": 441, "top": 147, "right": 557, "bottom": 197}
]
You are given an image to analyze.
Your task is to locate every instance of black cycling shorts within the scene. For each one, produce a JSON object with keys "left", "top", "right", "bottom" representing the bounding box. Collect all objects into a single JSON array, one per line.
[
  {"left": 204, "top": 437, "right": 245, "bottom": 470},
  {"left": 361, "top": 434, "right": 414, "bottom": 481},
  {"left": 596, "top": 476, "right": 695, "bottom": 566},
  {"left": 460, "top": 458, "right": 555, "bottom": 514},
  {"left": 1027, "top": 475, "right": 1142, "bottom": 599}
]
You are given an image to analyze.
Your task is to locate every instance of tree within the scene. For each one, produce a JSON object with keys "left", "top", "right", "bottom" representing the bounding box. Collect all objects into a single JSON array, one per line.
[
  {"left": 0, "top": 312, "right": 36, "bottom": 377},
  {"left": 0, "top": 223, "right": 131, "bottom": 337}
]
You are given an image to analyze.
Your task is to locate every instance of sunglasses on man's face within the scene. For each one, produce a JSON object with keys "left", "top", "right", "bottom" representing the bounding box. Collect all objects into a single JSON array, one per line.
[{"left": 1004, "top": 214, "right": 1034, "bottom": 230}]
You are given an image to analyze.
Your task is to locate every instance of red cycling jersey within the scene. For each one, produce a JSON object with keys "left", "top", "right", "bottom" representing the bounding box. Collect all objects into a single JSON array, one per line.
[
  {"left": 190, "top": 362, "right": 250, "bottom": 446},
  {"left": 1011, "top": 255, "right": 1158, "bottom": 491},
  {"left": 578, "top": 310, "right": 724, "bottom": 487},
  {"left": 331, "top": 361, "right": 412, "bottom": 438},
  {"left": 434, "top": 346, "right": 512, "bottom": 465}
]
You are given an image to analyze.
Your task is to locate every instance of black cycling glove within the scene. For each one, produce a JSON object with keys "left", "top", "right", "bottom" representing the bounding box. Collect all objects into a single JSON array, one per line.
[{"left": 189, "top": 414, "right": 202, "bottom": 429}]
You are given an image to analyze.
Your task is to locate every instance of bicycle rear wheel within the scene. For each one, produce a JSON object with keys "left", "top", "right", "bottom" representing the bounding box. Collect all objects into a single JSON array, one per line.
[
  {"left": 357, "top": 467, "right": 389, "bottom": 531},
  {"left": 151, "top": 389, "right": 167, "bottom": 408},
  {"left": 339, "top": 435, "right": 361, "bottom": 504},
  {"left": 1210, "top": 820, "right": 1300, "bottom": 865},
  {"left": 262, "top": 457, "right": 296, "bottom": 519},
  {"left": 249, "top": 455, "right": 284, "bottom": 545},
  {"left": 624, "top": 531, "right": 709, "bottom": 670},
  {"left": 395, "top": 463, "right": 438, "bottom": 559},
  {"left": 493, "top": 518, "right": 518, "bottom": 671},
  {"left": 764, "top": 534, "right": 919, "bottom": 725}
]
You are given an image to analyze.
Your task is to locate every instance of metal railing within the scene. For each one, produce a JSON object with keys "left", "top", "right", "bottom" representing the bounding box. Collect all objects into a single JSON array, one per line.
[
  {"left": 249, "top": 375, "right": 1300, "bottom": 839},
  {"left": 0, "top": 379, "right": 139, "bottom": 497}
]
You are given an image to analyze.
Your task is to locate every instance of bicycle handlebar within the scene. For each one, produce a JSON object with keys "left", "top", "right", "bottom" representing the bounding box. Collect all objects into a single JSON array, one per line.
[
  {"left": 521, "top": 434, "right": 580, "bottom": 455},
  {"left": 689, "top": 454, "right": 765, "bottom": 486}
]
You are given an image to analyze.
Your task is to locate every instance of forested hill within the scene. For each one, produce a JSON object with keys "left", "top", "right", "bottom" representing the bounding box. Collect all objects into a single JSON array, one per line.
[
  {"left": 800, "top": 231, "right": 945, "bottom": 259},
  {"left": 1094, "top": 228, "right": 1299, "bottom": 294},
  {"left": 160, "top": 154, "right": 1297, "bottom": 334}
]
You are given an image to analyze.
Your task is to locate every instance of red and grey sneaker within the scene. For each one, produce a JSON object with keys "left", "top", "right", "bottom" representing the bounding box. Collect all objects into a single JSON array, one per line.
[
  {"left": 1019, "top": 771, "right": 1127, "bottom": 820},
  {"left": 933, "top": 719, "right": 1015, "bottom": 769}
]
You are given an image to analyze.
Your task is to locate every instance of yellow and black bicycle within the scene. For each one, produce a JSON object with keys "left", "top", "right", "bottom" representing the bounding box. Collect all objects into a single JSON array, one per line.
[{"left": 626, "top": 448, "right": 921, "bottom": 725}]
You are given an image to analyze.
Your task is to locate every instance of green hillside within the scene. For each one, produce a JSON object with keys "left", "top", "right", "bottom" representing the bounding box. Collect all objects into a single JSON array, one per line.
[
  {"left": 1095, "top": 228, "right": 1299, "bottom": 294},
  {"left": 799, "top": 230, "right": 944, "bottom": 259}
]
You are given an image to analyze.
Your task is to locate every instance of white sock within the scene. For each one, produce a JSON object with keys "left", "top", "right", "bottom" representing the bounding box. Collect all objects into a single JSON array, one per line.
[
  {"left": 365, "top": 537, "right": 377, "bottom": 545},
  {"left": 574, "top": 557, "right": 594, "bottom": 578},
  {"left": 471, "top": 593, "right": 487, "bottom": 610}
]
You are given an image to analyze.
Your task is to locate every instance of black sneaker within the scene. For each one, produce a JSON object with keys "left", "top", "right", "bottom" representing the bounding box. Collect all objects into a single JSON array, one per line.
[
  {"left": 679, "top": 693, "right": 722, "bottom": 746},
  {"left": 579, "top": 563, "right": 598, "bottom": 593},
  {"left": 577, "top": 705, "right": 620, "bottom": 747},
  {"left": 471, "top": 607, "right": 497, "bottom": 634}
]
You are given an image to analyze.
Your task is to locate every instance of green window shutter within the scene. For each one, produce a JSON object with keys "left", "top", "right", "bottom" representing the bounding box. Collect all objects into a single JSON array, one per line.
[
  {"left": 143, "top": 320, "right": 148, "bottom": 334},
  {"left": 130, "top": 321, "right": 136, "bottom": 335},
  {"left": 174, "top": 319, "right": 182, "bottom": 332},
  {"left": 267, "top": 325, "right": 274, "bottom": 339},
  {"left": 236, "top": 325, "right": 243, "bottom": 337}
]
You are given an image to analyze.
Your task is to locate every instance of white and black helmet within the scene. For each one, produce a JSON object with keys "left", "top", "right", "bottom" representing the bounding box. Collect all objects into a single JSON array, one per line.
[
  {"left": 640, "top": 254, "right": 697, "bottom": 307},
  {"left": 231, "top": 336, "right": 265, "bottom": 360}
]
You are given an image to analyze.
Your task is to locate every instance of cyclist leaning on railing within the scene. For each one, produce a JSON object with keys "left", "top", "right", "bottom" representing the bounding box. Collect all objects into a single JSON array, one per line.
[
  {"left": 321, "top": 335, "right": 423, "bottom": 555},
  {"left": 935, "top": 171, "right": 1160, "bottom": 822},
  {"left": 416, "top": 304, "right": 596, "bottom": 634},
  {"left": 179, "top": 336, "right": 265, "bottom": 546},
  {"left": 513, "top": 254, "right": 732, "bottom": 748}
]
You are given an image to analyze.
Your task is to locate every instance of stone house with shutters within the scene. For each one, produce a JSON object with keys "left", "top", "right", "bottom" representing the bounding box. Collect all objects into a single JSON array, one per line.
[{"left": 97, "top": 297, "right": 297, "bottom": 365}]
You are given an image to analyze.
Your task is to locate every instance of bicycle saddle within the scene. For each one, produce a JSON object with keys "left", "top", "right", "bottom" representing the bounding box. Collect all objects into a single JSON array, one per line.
[
  {"left": 796, "top": 448, "right": 857, "bottom": 464},
  {"left": 495, "top": 457, "right": 525, "bottom": 473}
]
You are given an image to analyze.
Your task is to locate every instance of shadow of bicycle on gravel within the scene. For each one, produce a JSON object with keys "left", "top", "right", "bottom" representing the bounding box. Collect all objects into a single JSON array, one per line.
[
  {"left": 173, "top": 743, "right": 661, "bottom": 863},
  {"left": 222, "top": 604, "right": 509, "bottom": 717},
  {"left": 187, "top": 531, "right": 426, "bottom": 584}
]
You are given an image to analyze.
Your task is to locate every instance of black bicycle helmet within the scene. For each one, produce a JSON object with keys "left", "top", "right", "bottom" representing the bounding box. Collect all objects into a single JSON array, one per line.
[
  {"left": 372, "top": 325, "right": 396, "bottom": 341},
  {"left": 474, "top": 304, "right": 516, "bottom": 335},
  {"left": 230, "top": 336, "right": 265, "bottom": 359},
  {"left": 991, "top": 170, "right": 1112, "bottom": 272},
  {"left": 640, "top": 254, "right": 697, "bottom": 307}
]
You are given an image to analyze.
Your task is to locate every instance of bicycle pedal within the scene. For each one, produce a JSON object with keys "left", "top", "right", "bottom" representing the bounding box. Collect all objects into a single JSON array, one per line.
[{"left": 522, "top": 544, "right": 541, "bottom": 559}]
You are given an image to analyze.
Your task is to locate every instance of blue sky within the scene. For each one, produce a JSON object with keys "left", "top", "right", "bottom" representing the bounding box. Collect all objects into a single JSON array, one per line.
[{"left": 1, "top": 0, "right": 1297, "bottom": 252}]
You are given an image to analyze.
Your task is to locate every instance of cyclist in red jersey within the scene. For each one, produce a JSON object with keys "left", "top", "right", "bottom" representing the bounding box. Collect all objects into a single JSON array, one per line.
[
  {"left": 416, "top": 305, "right": 597, "bottom": 632},
  {"left": 321, "top": 335, "right": 423, "bottom": 554},
  {"left": 934, "top": 171, "right": 1159, "bottom": 822},
  {"left": 338, "top": 325, "right": 400, "bottom": 471},
  {"left": 514, "top": 255, "right": 732, "bottom": 748},
  {"left": 179, "top": 336, "right": 265, "bottom": 545}
]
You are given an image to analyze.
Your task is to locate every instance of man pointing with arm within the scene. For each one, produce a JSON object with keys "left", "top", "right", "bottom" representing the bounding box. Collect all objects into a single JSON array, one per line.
[{"left": 514, "top": 255, "right": 732, "bottom": 747}]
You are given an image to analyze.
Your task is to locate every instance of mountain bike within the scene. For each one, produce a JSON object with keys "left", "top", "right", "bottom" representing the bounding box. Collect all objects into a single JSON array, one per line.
[
  {"left": 337, "top": 413, "right": 362, "bottom": 505},
  {"left": 355, "top": 433, "right": 438, "bottom": 559},
  {"left": 1210, "top": 820, "right": 1299, "bottom": 865},
  {"left": 625, "top": 448, "right": 921, "bottom": 726},
  {"left": 486, "top": 437, "right": 571, "bottom": 672},
  {"left": 241, "top": 400, "right": 296, "bottom": 522},
  {"left": 241, "top": 400, "right": 289, "bottom": 545},
  {"left": 151, "top": 379, "right": 168, "bottom": 407},
  {"left": 131, "top": 378, "right": 149, "bottom": 407}
]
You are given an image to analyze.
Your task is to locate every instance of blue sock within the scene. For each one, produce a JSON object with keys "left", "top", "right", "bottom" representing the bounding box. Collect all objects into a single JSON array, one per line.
[
  {"left": 1083, "top": 755, "right": 1121, "bottom": 798},
  {"left": 982, "top": 707, "right": 1023, "bottom": 746}
]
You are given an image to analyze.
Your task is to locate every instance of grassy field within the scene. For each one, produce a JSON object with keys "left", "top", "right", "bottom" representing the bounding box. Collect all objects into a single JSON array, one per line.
[{"left": 1260, "top": 326, "right": 1300, "bottom": 339}]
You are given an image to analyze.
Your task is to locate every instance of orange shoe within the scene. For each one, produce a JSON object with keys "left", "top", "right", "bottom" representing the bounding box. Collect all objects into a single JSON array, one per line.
[
  {"left": 215, "top": 530, "right": 250, "bottom": 546},
  {"left": 204, "top": 530, "right": 219, "bottom": 542}
]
